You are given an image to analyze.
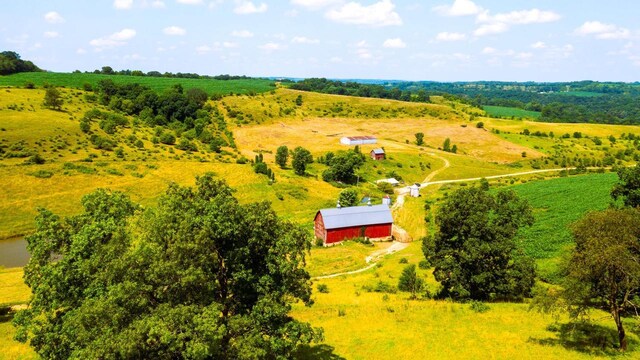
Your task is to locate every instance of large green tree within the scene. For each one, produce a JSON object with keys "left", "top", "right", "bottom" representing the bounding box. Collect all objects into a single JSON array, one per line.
[
  {"left": 423, "top": 187, "right": 536, "bottom": 300},
  {"left": 557, "top": 208, "right": 640, "bottom": 351},
  {"left": 611, "top": 166, "right": 640, "bottom": 208},
  {"left": 322, "top": 150, "right": 364, "bottom": 184},
  {"left": 275, "top": 145, "right": 289, "bottom": 168},
  {"left": 43, "top": 87, "right": 64, "bottom": 110},
  {"left": 291, "top": 147, "right": 313, "bottom": 176},
  {"left": 14, "top": 174, "right": 321, "bottom": 359}
]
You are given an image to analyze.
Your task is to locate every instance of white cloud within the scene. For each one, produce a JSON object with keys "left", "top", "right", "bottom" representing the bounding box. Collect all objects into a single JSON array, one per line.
[
  {"left": 531, "top": 41, "right": 546, "bottom": 49},
  {"left": 114, "top": 0, "right": 134, "bottom": 9},
  {"left": 515, "top": 52, "right": 533, "bottom": 60},
  {"left": 326, "top": 0, "right": 402, "bottom": 27},
  {"left": 474, "top": 8, "right": 560, "bottom": 37},
  {"left": 76, "top": 48, "right": 87, "bottom": 54},
  {"left": 383, "top": 38, "right": 406, "bottom": 48},
  {"left": 234, "top": 1, "right": 268, "bottom": 14},
  {"left": 150, "top": 1, "right": 166, "bottom": 8},
  {"left": 474, "top": 23, "right": 508, "bottom": 36},
  {"left": 89, "top": 28, "right": 136, "bottom": 50},
  {"left": 291, "top": 0, "right": 341, "bottom": 9},
  {"left": 44, "top": 11, "right": 65, "bottom": 24},
  {"left": 356, "top": 48, "right": 372, "bottom": 59},
  {"left": 435, "top": 32, "right": 466, "bottom": 42},
  {"left": 259, "top": 42, "right": 285, "bottom": 51},
  {"left": 231, "top": 30, "right": 254, "bottom": 38},
  {"left": 44, "top": 31, "right": 59, "bottom": 39},
  {"left": 478, "top": 9, "right": 561, "bottom": 25},
  {"left": 177, "top": 0, "right": 203, "bottom": 4},
  {"left": 433, "top": 0, "right": 482, "bottom": 17},
  {"left": 482, "top": 47, "right": 496, "bottom": 54},
  {"left": 223, "top": 41, "right": 238, "bottom": 48},
  {"left": 356, "top": 40, "right": 368, "bottom": 48},
  {"left": 163, "top": 26, "right": 187, "bottom": 35},
  {"left": 574, "top": 21, "right": 631, "bottom": 40},
  {"left": 292, "top": 36, "right": 319, "bottom": 44},
  {"left": 196, "top": 45, "right": 212, "bottom": 54}
]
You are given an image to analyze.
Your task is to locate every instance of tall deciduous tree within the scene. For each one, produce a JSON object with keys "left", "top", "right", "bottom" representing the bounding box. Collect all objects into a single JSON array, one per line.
[
  {"left": 415, "top": 132, "right": 424, "bottom": 146},
  {"left": 338, "top": 188, "right": 359, "bottom": 207},
  {"left": 275, "top": 145, "right": 289, "bottom": 168},
  {"left": 14, "top": 174, "right": 321, "bottom": 359},
  {"left": 423, "top": 186, "right": 536, "bottom": 300},
  {"left": 292, "top": 146, "right": 313, "bottom": 175},
  {"left": 611, "top": 166, "right": 640, "bottom": 208},
  {"left": 561, "top": 208, "right": 640, "bottom": 351}
]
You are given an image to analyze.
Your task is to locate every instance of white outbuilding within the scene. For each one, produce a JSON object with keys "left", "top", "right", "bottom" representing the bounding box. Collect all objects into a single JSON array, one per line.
[
  {"left": 340, "top": 136, "right": 377, "bottom": 145},
  {"left": 409, "top": 184, "right": 420, "bottom": 197}
]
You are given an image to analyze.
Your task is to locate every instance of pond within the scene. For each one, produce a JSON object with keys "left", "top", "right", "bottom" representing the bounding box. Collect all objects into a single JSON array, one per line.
[{"left": 0, "top": 237, "right": 29, "bottom": 268}]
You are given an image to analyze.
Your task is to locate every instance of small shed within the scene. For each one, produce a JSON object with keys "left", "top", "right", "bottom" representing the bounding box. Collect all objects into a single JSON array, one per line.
[
  {"left": 370, "top": 148, "right": 385, "bottom": 160},
  {"left": 340, "top": 136, "right": 377, "bottom": 146},
  {"left": 314, "top": 204, "right": 393, "bottom": 245},
  {"left": 409, "top": 184, "right": 420, "bottom": 197},
  {"left": 382, "top": 195, "right": 391, "bottom": 206}
]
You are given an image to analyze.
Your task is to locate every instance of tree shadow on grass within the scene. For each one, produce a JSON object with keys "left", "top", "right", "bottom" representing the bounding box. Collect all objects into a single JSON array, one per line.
[
  {"left": 529, "top": 322, "right": 638, "bottom": 357},
  {"left": 0, "top": 306, "right": 14, "bottom": 323},
  {"left": 294, "top": 344, "right": 347, "bottom": 360}
]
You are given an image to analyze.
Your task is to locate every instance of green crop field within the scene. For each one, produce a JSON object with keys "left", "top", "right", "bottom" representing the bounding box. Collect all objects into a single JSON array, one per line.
[
  {"left": 508, "top": 172, "right": 619, "bottom": 280},
  {"left": 483, "top": 105, "right": 541, "bottom": 119},
  {"left": 0, "top": 72, "right": 276, "bottom": 95},
  {"left": 555, "top": 91, "right": 606, "bottom": 98}
]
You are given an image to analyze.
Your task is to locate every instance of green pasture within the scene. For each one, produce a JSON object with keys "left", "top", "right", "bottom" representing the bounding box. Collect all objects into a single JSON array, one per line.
[
  {"left": 483, "top": 105, "right": 541, "bottom": 119},
  {"left": 0, "top": 72, "right": 276, "bottom": 95}
]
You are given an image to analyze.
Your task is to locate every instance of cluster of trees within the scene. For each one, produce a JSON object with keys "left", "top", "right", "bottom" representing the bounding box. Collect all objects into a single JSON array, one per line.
[
  {"left": 290, "top": 78, "right": 430, "bottom": 103},
  {"left": 15, "top": 175, "right": 322, "bottom": 359},
  {"left": 320, "top": 148, "right": 365, "bottom": 184},
  {"left": 253, "top": 153, "right": 276, "bottom": 182},
  {"left": 88, "top": 80, "right": 233, "bottom": 151},
  {"left": 0, "top": 51, "right": 41, "bottom": 75},
  {"left": 88, "top": 66, "right": 256, "bottom": 81}
]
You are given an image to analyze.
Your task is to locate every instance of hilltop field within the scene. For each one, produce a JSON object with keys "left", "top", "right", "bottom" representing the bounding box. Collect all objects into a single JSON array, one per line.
[{"left": 1, "top": 73, "right": 640, "bottom": 359}]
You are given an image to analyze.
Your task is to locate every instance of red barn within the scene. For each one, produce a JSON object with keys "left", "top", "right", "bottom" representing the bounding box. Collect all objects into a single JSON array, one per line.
[
  {"left": 314, "top": 204, "right": 393, "bottom": 245},
  {"left": 370, "top": 148, "right": 385, "bottom": 160}
]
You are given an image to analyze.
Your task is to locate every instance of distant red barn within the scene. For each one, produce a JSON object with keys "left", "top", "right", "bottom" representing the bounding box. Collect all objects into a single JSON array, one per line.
[
  {"left": 314, "top": 204, "right": 393, "bottom": 245},
  {"left": 370, "top": 148, "right": 385, "bottom": 160}
]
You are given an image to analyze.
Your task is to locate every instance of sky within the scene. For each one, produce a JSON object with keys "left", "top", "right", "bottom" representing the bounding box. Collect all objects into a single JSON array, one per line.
[{"left": 1, "top": 0, "right": 639, "bottom": 82}]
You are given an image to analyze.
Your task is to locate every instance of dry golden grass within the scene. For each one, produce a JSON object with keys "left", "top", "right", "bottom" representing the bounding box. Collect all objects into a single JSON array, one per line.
[{"left": 0, "top": 268, "right": 29, "bottom": 306}]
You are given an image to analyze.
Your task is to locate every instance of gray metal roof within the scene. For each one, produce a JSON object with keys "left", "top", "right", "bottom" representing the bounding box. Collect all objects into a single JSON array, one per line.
[
  {"left": 318, "top": 204, "right": 393, "bottom": 230},
  {"left": 371, "top": 148, "right": 385, "bottom": 155}
]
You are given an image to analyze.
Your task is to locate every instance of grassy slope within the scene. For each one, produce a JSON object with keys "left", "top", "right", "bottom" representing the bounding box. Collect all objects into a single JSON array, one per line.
[
  {"left": 293, "top": 242, "right": 638, "bottom": 360},
  {"left": 0, "top": 72, "right": 275, "bottom": 95}
]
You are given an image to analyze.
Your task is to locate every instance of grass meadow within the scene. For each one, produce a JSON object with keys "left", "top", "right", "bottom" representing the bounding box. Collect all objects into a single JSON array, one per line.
[{"left": 0, "top": 72, "right": 276, "bottom": 95}]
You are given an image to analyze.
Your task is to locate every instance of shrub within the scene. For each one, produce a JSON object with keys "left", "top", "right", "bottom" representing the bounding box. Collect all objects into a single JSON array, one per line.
[
  {"left": 469, "top": 300, "right": 490, "bottom": 313},
  {"left": 25, "top": 154, "right": 46, "bottom": 165},
  {"left": 317, "top": 284, "right": 329, "bottom": 293},
  {"left": 159, "top": 132, "right": 176, "bottom": 145},
  {"left": 399, "top": 257, "right": 408, "bottom": 264},
  {"left": 29, "top": 170, "right": 53, "bottom": 178},
  {"left": 418, "top": 260, "right": 430, "bottom": 269}
]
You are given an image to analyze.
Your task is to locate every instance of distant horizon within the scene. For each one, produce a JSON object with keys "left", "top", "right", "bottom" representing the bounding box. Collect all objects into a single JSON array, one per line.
[{"left": 2, "top": 0, "right": 639, "bottom": 82}]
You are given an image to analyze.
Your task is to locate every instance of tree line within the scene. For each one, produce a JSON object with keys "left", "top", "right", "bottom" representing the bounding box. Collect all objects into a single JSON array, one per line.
[
  {"left": 0, "top": 51, "right": 41, "bottom": 75},
  {"left": 289, "top": 78, "right": 430, "bottom": 103},
  {"left": 86, "top": 66, "right": 255, "bottom": 81}
]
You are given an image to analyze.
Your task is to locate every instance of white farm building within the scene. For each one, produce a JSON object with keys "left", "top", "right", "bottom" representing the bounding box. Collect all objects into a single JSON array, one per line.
[{"left": 340, "top": 136, "right": 377, "bottom": 146}]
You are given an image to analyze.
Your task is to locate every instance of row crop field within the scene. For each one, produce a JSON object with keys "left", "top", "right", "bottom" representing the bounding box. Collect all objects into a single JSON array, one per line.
[
  {"left": 483, "top": 105, "right": 541, "bottom": 119},
  {"left": 0, "top": 72, "right": 276, "bottom": 95}
]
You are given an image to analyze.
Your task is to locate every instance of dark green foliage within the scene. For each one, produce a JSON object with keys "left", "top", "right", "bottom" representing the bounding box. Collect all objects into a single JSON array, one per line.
[
  {"left": 253, "top": 161, "right": 268, "bottom": 175},
  {"left": 397, "top": 264, "right": 424, "bottom": 299},
  {"left": 292, "top": 146, "right": 313, "bottom": 176},
  {"left": 418, "top": 260, "right": 430, "bottom": 270},
  {"left": 275, "top": 145, "right": 289, "bottom": 168},
  {"left": 176, "top": 138, "right": 197, "bottom": 152},
  {"left": 290, "top": 78, "right": 429, "bottom": 103},
  {"left": 476, "top": 121, "right": 484, "bottom": 129},
  {"left": 29, "top": 170, "right": 53, "bottom": 178},
  {"left": 0, "top": 51, "right": 41, "bottom": 75},
  {"left": 424, "top": 187, "right": 536, "bottom": 301},
  {"left": 415, "top": 132, "right": 424, "bottom": 146},
  {"left": 322, "top": 150, "right": 364, "bottom": 183},
  {"left": 14, "top": 175, "right": 322, "bottom": 359},
  {"left": 338, "top": 188, "right": 359, "bottom": 207},
  {"left": 295, "top": 94, "right": 303, "bottom": 106},
  {"left": 399, "top": 257, "right": 408, "bottom": 264},
  {"left": 79, "top": 120, "right": 90, "bottom": 133},
  {"left": 317, "top": 284, "right": 329, "bottom": 293},
  {"left": 469, "top": 301, "right": 490, "bottom": 313},
  {"left": 611, "top": 166, "right": 640, "bottom": 208},
  {"left": 442, "top": 138, "right": 451, "bottom": 152},
  {"left": 43, "top": 87, "right": 64, "bottom": 110},
  {"left": 159, "top": 132, "right": 176, "bottom": 145},
  {"left": 24, "top": 154, "right": 45, "bottom": 165},
  {"left": 89, "top": 135, "right": 116, "bottom": 151}
]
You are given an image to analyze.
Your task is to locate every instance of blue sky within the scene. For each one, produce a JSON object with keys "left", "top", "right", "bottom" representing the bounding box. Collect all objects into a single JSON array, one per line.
[{"left": 2, "top": 0, "right": 639, "bottom": 81}]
